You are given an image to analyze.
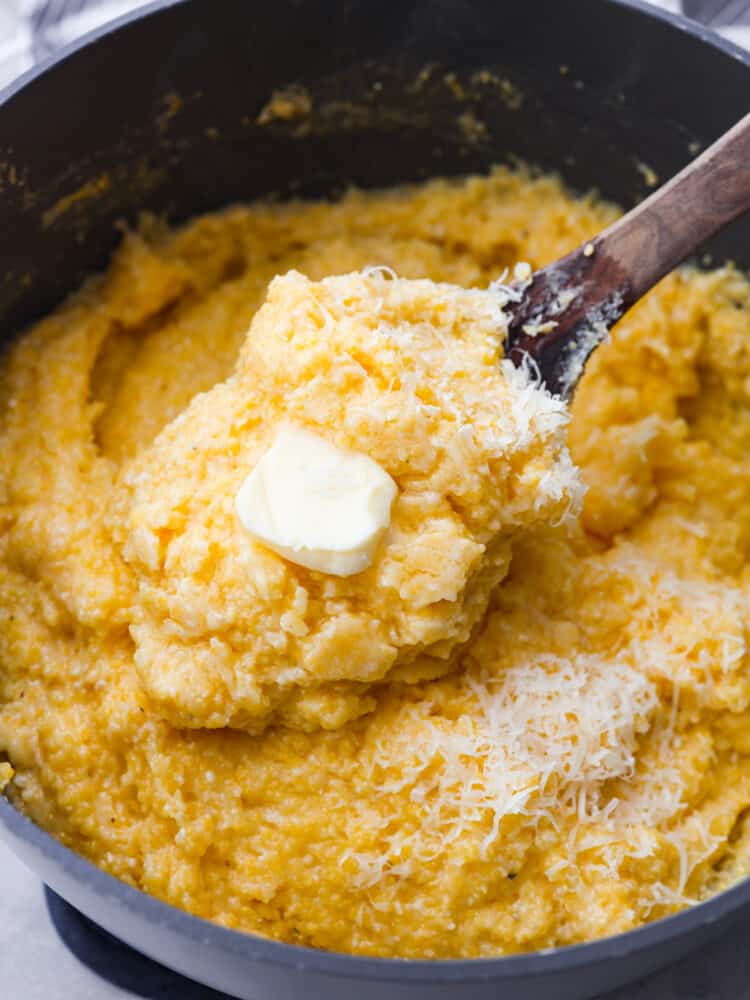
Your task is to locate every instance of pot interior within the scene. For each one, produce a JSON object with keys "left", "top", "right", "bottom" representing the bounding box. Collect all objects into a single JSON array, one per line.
[{"left": 0, "top": 0, "right": 748, "bottom": 342}]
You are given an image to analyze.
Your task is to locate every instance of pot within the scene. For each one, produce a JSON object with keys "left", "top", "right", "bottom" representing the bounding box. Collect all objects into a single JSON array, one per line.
[{"left": 1, "top": 2, "right": 749, "bottom": 997}]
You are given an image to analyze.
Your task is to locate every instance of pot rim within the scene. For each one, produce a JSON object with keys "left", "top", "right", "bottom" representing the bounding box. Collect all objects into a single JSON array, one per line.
[
  {"left": 1, "top": 0, "right": 749, "bottom": 983},
  {"left": 4, "top": 791, "right": 750, "bottom": 982}
]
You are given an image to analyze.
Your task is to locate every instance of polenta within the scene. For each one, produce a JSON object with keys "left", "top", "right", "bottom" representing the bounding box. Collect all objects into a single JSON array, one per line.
[
  {"left": 1, "top": 167, "right": 750, "bottom": 958},
  {"left": 115, "top": 269, "right": 577, "bottom": 732}
]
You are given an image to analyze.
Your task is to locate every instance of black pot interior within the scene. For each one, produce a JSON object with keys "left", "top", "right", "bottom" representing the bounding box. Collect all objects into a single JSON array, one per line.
[{"left": 0, "top": 0, "right": 749, "bottom": 344}]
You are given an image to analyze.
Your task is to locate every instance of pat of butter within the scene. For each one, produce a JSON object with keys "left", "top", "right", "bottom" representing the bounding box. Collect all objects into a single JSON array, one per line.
[{"left": 236, "top": 425, "right": 397, "bottom": 577}]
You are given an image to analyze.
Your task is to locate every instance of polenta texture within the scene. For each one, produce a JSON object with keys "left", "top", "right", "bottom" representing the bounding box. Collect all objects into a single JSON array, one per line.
[
  {"left": 116, "top": 269, "right": 577, "bottom": 733},
  {"left": 1, "top": 167, "right": 750, "bottom": 958}
]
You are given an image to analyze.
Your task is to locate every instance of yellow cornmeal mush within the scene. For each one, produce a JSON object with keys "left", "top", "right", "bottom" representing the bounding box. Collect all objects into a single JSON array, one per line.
[{"left": 1, "top": 166, "right": 750, "bottom": 958}]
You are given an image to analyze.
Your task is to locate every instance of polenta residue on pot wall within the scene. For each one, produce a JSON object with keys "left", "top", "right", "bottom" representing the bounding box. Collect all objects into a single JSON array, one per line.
[{"left": 2, "top": 167, "right": 750, "bottom": 958}]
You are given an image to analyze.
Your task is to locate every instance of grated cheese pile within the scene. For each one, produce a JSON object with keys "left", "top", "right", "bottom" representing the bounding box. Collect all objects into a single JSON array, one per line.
[{"left": 349, "top": 535, "right": 749, "bottom": 920}]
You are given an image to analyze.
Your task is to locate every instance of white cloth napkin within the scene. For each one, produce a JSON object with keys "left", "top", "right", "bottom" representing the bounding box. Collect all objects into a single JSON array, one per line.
[{"left": 0, "top": 0, "right": 747, "bottom": 94}]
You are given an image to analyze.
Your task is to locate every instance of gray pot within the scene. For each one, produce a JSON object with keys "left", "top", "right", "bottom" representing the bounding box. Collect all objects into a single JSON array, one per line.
[{"left": 1, "top": 1, "right": 750, "bottom": 997}]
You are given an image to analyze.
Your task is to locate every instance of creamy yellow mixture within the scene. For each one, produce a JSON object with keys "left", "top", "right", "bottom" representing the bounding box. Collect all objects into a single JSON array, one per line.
[
  {"left": 2, "top": 168, "right": 750, "bottom": 958},
  {"left": 116, "top": 270, "right": 576, "bottom": 733}
]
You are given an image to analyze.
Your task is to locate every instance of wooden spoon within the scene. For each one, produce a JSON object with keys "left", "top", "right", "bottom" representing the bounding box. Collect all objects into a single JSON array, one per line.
[{"left": 505, "top": 112, "right": 750, "bottom": 399}]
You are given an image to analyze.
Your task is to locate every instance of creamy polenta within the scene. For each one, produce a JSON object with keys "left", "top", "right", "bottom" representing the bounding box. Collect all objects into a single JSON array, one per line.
[
  {"left": 1, "top": 167, "right": 750, "bottom": 958},
  {"left": 115, "top": 269, "right": 577, "bottom": 732}
]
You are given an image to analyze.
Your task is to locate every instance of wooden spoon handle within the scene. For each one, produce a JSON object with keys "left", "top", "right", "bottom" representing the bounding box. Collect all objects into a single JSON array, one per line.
[
  {"left": 505, "top": 112, "right": 750, "bottom": 399},
  {"left": 600, "top": 111, "right": 750, "bottom": 303}
]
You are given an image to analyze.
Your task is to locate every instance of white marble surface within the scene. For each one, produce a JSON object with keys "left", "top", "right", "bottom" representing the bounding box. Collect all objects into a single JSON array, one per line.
[{"left": 0, "top": 839, "right": 131, "bottom": 999}]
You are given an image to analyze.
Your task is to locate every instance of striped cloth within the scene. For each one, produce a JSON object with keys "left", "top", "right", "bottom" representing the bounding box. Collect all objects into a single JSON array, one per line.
[{"left": 0, "top": 0, "right": 748, "bottom": 92}]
